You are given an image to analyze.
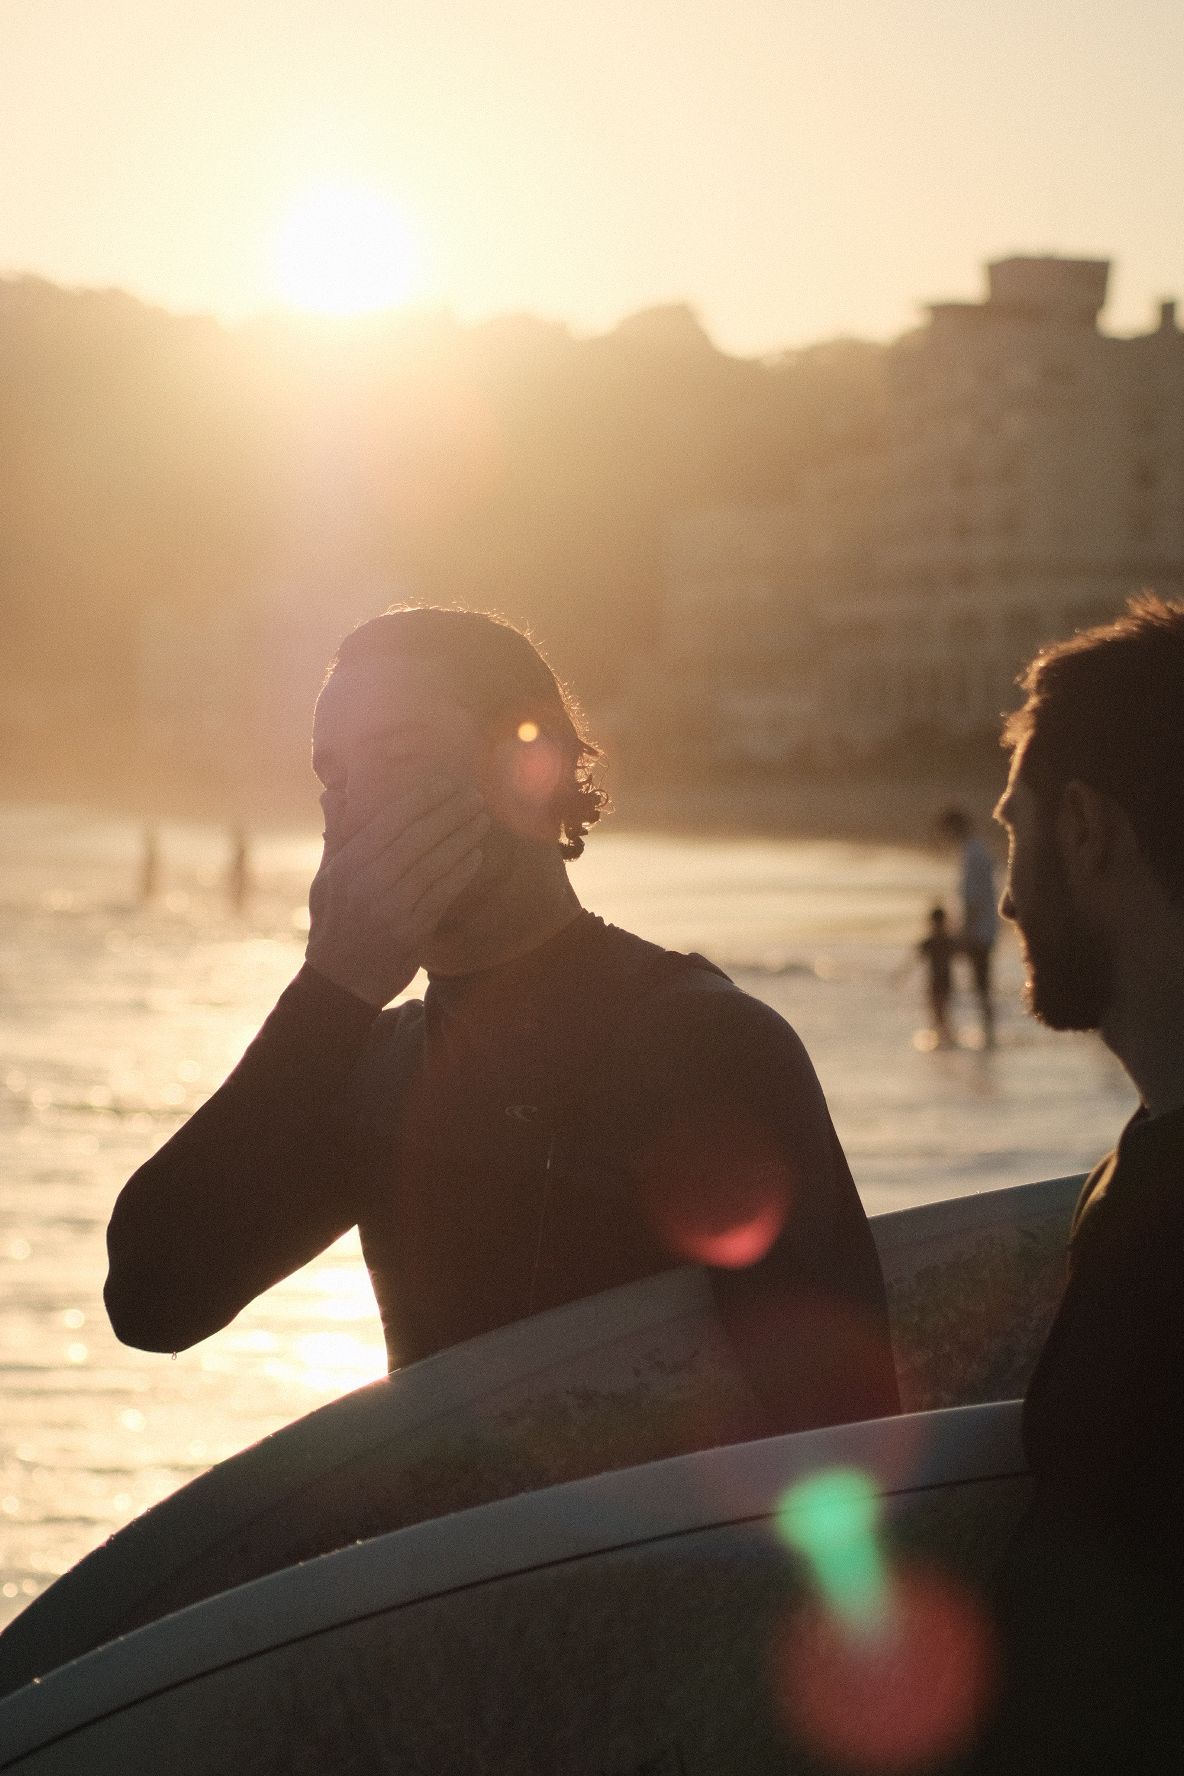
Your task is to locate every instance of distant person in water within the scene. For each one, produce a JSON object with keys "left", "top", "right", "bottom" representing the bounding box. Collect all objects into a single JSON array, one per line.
[
  {"left": 138, "top": 825, "right": 161, "bottom": 906},
  {"left": 916, "top": 904, "right": 957, "bottom": 1048},
  {"left": 976, "top": 595, "right": 1184, "bottom": 1772},
  {"left": 226, "top": 827, "right": 251, "bottom": 913},
  {"left": 937, "top": 804, "right": 998, "bottom": 1047},
  {"left": 104, "top": 606, "right": 898, "bottom": 1440}
]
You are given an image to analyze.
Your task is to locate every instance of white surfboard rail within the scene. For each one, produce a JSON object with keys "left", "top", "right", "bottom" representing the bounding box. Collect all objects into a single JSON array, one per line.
[
  {"left": 0, "top": 1399, "right": 1027, "bottom": 1772},
  {"left": 0, "top": 1174, "right": 1081, "bottom": 1714}
]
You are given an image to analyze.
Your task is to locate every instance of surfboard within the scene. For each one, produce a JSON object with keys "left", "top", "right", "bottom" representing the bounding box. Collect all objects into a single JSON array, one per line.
[
  {"left": 0, "top": 1399, "right": 1030, "bottom": 1775},
  {"left": 873, "top": 1170, "right": 1081, "bottom": 1413},
  {"left": 0, "top": 1174, "right": 1082, "bottom": 1701}
]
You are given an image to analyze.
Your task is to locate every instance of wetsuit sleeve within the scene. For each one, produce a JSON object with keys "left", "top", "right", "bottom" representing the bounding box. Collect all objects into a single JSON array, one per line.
[
  {"left": 104, "top": 965, "right": 383, "bottom": 1352},
  {"left": 617, "top": 982, "right": 899, "bottom": 1433}
]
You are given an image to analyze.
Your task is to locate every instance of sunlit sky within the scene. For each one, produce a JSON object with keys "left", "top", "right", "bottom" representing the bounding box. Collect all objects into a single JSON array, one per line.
[{"left": 3, "top": 0, "right": 1184, "bottom": 353}]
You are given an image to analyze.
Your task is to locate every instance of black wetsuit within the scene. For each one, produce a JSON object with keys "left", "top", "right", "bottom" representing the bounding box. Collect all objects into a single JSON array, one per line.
[
  {"left": 982, "top": 1105, "right": 1184, "bottom": 1770},
  {"left": 106, "top": 913, "right": 898, "bottom": 1436}
]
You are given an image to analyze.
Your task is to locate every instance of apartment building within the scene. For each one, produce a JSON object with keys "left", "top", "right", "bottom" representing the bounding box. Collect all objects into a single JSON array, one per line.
[{"left": 661, "top": 256, "right": 1184, "bottom": 761}]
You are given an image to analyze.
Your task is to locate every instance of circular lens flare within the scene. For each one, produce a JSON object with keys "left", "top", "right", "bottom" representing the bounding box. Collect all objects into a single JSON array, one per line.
[
  {"left": 637, "top": 1111, "right": 791, "bottom": 1269},
  {"left": 772, "top": 1566, "right": 995, "bottom": 1771},
  {"left": 485, "top": 724, "right": 564, "bottom": 829},
  {"left": 778, "top": 1468, "right": 888, "bottom": 1636}
]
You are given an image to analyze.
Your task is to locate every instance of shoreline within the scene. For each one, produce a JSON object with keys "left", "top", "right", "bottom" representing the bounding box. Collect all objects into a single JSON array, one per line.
[
  {"left": 607, "top": 768, "right": 1007, "bottom": 852},
  {"left": 0, "top": 766, "right": 1008, "bottom": 857}
]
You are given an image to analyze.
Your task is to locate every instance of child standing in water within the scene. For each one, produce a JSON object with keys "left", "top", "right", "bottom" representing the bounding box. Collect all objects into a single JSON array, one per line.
[{"left": 917, "top": 904, "right": 957, "bottom": 1047}]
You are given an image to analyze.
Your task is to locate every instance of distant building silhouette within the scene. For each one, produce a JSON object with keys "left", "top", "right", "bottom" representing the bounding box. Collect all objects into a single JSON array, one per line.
[{"left": 659, "top": 256, "right": 1184, "bottom": 763}]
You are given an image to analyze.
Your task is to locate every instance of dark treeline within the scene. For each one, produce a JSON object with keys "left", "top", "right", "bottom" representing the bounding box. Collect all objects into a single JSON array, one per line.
[{"left": 0, "top": 275, "right": 885, "bottom": 814}]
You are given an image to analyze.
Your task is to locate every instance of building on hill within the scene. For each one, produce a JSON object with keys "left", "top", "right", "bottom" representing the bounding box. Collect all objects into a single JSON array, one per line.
[{"left": 656, "top": 256, "right": 1184, "bottom": 764}]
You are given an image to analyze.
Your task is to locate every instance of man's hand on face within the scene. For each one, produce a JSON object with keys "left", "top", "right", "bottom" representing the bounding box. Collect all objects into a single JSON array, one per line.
[{"left": 305, "top": 779, "right": 489, "bottom": 1007}]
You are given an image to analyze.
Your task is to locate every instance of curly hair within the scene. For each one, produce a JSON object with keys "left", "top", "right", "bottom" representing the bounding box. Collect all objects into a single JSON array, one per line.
[
  {"left": 330, "top": 605, "right": 608, "bottom": 860},
  {"left": 1003, "top": 592, "right": 1184, "bottom": 903}
]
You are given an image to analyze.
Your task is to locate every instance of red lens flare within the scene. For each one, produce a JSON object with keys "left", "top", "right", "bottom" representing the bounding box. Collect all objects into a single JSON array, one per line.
[
  {"left": 506, "top": 724, "right": 563, "bottom": 806},
  {"left": 636, "top": 1111, "right": 791, "bottom": 1269},
  {"left": 692, "top": 1201, "right": 786, "bottom": 1269},
  {"left": 478, "top": 719, "right": 564, "bottom": 840},
  {"left": 771, "top": 1565, "right": 996, "bottom": 1772}
]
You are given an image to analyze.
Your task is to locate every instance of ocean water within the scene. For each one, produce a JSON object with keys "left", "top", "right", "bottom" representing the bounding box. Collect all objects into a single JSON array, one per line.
[{"left": 0, "top": 802, "right": 1135, "bottom": 1628}]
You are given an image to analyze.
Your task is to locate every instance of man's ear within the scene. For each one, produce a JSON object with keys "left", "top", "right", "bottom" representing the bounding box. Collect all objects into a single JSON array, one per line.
[{"left": 1056, "top": 779, "right": 1128, "bottom": 887}]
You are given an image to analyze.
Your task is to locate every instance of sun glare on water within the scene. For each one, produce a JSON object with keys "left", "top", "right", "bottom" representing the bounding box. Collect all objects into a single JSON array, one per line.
[{"left": 272, "top": 181, "right": 422, "bottom": 317}]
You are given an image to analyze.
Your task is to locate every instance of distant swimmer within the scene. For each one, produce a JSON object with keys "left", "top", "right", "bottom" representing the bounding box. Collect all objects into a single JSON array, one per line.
[
  {"left": 893, "top": 902, "right": 958, "bottom": 1049},
  {"left": 937, "top": 804, "right": 998, "bottom": 1048},
  {"left": 226, "top": 827, "right": 251, "bottom": 913},
  {"left": 974, "top": 595, "right": 1184, "bottom": 1772},
  {"left": 104, "top": 606, "right": 899, "bottom": 1440},
  {"left": 137, "top": 825, "right": 161, "bottom": 906},
  {"left": 916, "top": 903, "right": 957, "bottom": 1048}
]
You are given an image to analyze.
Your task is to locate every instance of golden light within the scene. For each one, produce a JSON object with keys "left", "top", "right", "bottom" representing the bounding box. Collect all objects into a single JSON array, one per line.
[
  {"left": 517, "top": 721, "right": 540, "bottom": 743},
  {"left": 292, "top": 1330, "right": 387, "bottom": 1395},
  {"left": 295, "top": 1253, "right": 388, "bottom": 1392},
  {"left": 271, "top": 181, "right": 422, "bottom": 316}
]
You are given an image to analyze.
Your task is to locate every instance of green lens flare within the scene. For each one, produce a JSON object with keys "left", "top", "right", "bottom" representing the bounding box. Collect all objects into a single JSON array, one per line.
[{"left": 777, "top": 1467, "right": 889, "bottom": 1635}]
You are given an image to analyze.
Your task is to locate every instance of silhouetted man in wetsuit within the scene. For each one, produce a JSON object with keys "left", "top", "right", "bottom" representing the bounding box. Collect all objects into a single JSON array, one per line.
[
  {"left": 980, "top": 595, "right": 1184, "bottom": 1772},
  {"left": 105, "top": 607, "right": 898, "bottom": 1441}
]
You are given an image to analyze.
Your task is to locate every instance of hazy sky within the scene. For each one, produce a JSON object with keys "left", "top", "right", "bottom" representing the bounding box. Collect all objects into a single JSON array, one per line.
[{"left": 4, "top": 0, "right": 1184, "bottom": 353}]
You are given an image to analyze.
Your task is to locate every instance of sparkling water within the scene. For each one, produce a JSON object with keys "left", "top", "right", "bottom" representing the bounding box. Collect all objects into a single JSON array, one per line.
[{"left": 0, "top": 803, "right": 1134, "bottom": 1626}]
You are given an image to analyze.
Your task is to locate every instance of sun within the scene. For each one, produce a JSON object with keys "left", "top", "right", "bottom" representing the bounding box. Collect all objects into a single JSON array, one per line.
[{"left": 271, "top": 182, "right": 422, "bottom": 317}]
